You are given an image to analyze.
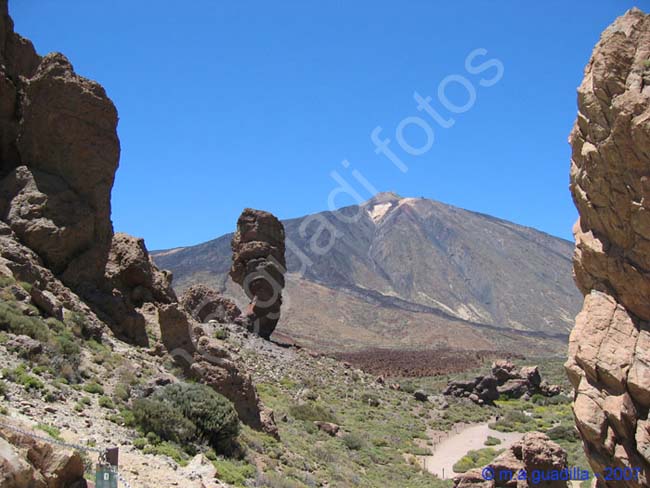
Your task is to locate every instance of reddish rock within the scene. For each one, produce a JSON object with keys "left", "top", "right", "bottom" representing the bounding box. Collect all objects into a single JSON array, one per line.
[
  {"left": 230, "top": 208, "right": 286, "bottom": 339},
  {"left": 180, "top": 284, "right": 241, "bottom": 323}
]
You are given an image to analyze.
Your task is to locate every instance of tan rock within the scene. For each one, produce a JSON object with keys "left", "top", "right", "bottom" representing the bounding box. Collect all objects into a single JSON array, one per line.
[{"left": 568, "top": 7, "right": 650, "bottom": 485}]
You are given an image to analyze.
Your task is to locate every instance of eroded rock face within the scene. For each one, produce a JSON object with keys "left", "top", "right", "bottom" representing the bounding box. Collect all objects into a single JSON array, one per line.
[
  {"left": 566, "top": 7, "right": 650, "bottom": 487},
  {"left": 230, "top": 208, "right": 286, "bottom": 339},
  {"left": 0, "top": 0, "right": 119, "bottom": 290},
  {"left": 180, "top": 284, "right": 241, "bottom": 323},
  {"left": 158, "top": 303, "right": 278, "bottom": 437}
]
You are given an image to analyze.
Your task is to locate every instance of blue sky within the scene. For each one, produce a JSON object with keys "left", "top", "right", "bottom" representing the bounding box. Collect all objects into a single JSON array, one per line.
[{"left": 10, "top": 1, "right": 647, "bottom": 249}]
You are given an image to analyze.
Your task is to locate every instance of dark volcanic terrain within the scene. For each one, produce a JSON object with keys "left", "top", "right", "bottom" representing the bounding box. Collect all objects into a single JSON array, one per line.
[{"left": 153, "top": 192, "right": 581, "bottom": 353}]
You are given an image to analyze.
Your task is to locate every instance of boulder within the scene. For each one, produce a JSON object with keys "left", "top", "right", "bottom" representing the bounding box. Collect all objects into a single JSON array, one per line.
[
  {"left": 180, "top": 284, "right": 241, "bottom": 323},
  {"left": 314, "top": 422, "right": 340, "bottom": 437},
  {"left": 6, "top": 335, "right": 42, "bottom": 358},
  {"left": 0, "top": 419, "right": 86, "bottom": 488},
  {"left": 230, "top": 208, "right": 286, "bottom": 339},
  {"left": 414, "top": 390, "right": 429, "bottom": 402},
  {"left": 454, "top": 432, "right": 569, "bottom": 488},
  {"left": 566, "top": 7, "right": 650, "bottom": 485}
]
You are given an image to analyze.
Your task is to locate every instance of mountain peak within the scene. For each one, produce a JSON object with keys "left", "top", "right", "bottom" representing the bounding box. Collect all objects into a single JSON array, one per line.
[{"left": 364, "top": 191, "right": 403, "bottom": 206}]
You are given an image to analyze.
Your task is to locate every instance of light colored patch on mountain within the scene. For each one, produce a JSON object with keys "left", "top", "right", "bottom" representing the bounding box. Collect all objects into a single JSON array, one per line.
[{"left": 367, "top": 202, "right": 394, "bottom": 223}]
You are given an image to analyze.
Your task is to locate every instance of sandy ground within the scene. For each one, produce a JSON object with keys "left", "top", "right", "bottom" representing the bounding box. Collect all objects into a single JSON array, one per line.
[{"left": 419, "top": 422, "right": 524, "bottom": 480}]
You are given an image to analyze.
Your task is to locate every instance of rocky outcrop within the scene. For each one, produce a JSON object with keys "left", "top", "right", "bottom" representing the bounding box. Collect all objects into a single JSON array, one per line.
[
  {"left": 158, "top": 303, "right": 278, "bottom": 437},
  {"left": 565, "top": 8, "right": 650, "bottom": 487},
  {"left": 180, "top": 284, "right": 241, "bottom": 323},
  {"left": 230, "top": 208, "right": 286, "bottom": 340},
  {"left": 95, "top": 233, "right": 177, "bottom": 345},
  {"left": 0, "top": 1, "right": 178, "bottom": 346},
  {"left": 0, "top": 0, "right": 119, "bottom": 292},
  {"left": 444, "top": 360, "right": 561, "bottom": 405},
  {"left": 0, "top": 419, "right": 87, "bottom": 487},
  {"left": 454, "top": 432, "right": 569, "bottom": 488}
]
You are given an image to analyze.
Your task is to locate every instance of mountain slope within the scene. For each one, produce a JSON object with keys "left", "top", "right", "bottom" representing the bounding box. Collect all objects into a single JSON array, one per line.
[{"left": 153, "top": 193, "right": 581, "bottom": 353}]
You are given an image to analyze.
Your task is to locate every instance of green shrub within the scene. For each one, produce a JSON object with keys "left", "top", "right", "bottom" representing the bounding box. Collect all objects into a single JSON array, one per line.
[
  {"left": 143, "top": 441, "right": 189, "bottom": 466},
  {"left": 99, "top": 396, "right": 115, "bottom": 409},
  {"left": 288, "top": 402, "right": 337, "bottom": 423},
  {"left": 3, "top": 365, "right": 44, "bottom": 391},
  {"left": 341, "top": 433, "right": 365, "bottom": 451},
  {"left": 212, "top": 458, "right": 255, "bottom": 485},
  {"left": 113, "top": 384, "right": 130, "bottom": 402},
  {"left": 36, "top": 423, "right": 61, "bottom": 440},
  {"left": 0, "top": 380, "right": 6, "bottom": 398},
  {"left": 0, "top": 275, "right": 15, "bottom": 288},
  {"left": 547, "top": 424, "right": 579, "bottom": 441},
  {"left": 155, "top": 382, "right": 240, "bottom": 451},
  {"left": 361, "top": 392, "right": 380, "bottom": 407},
  {"left": 133, "top": 437, "right": 147, "bottom": 450},
  {"left": 0, "top": 302, "right": 49, "bottom": 341},
  {"left": 453, "top": 448, "right": 503, "bottom": 473},
  {"left": 484, "top": 436, "right": 502, "bottom": 446},
  {"left": 132, "top": 398, "right": 197, "bottom": 445},
  {"left": 214, "top": 328, "right": 229, "bottom": 340},
  {"left": 65, "top": 311, "right": 91, "bottom": 338},
  {"left": 83, "top": 382, "right": 104, "bottom": 395}
]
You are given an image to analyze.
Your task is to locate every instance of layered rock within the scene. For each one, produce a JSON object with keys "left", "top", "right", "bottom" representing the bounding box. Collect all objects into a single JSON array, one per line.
[
  {"left": 180, "top": 284, "right": 241, "bottom": 323},
  {"left": 230, "top": 208, "right": 286, "bottom": 339},
  {"left": 444, "top": 360, "right": 561, "bottom": 405},
  {"left": 454, "top": 432, "right": 569, "bottom": 488},
  {"left": 158, "top": 303, "right": 278, "bottom": 437},
  {"left": 565, "top": 8, "right": 650, "bottom": 487}
]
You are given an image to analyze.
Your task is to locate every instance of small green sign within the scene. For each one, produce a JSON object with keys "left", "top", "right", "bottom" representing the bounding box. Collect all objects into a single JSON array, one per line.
[{"left": 95, "top": 465, "right": 118, "bottom": 488}]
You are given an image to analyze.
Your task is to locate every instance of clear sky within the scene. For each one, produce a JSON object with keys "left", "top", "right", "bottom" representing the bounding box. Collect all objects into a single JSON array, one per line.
[{"left": 10, "top": 1, "right": 648, "bottom": 249}]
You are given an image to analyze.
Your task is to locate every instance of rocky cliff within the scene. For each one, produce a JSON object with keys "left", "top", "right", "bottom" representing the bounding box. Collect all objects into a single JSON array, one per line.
[
  {"left": 0, "top": 0, "right": 275, "bottom": 444},
  {"left": 565, "top": 8, "right": 650, "bottom": 487}
]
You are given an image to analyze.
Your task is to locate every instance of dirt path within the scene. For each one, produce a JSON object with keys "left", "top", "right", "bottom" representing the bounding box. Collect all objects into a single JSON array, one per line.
[{"left": 419, "top": 422, "right": 523, "bottom": 480}]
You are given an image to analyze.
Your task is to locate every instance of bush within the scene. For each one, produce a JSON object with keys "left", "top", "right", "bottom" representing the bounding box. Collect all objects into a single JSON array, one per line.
[
  {"left": 0, "top": 302, "right": 49, "bottom": 341},
  {"left": 361, "top": 392, "right": 380, "bottom": 407},
  {"left": 99, "top": 396, "right": 115, "bottom": 409},
  {"left": 83, "top": 382, "right": 104, "bottom": 395},
  {"left": 289, "top": 402, "right": 337, "bottom": 423},
  {"left": 341, "top": 433, "right": 365, "bottom": 451},
  {"left": 484, "top": 436, "right": 502, "bottom": 446},
  {"left": 212, "top": 459, "right": 255, "bottom": 485},
  {"left": 547, "top": 425, "right": 579, "bottom": 441},
  {"left": 453, "top": 448, "right": 503, "bottom": 473},
  {"left": 3, "top": 365, "right": 44, "bottom": 391},
  {"left": 132, "top": 398, "right": 197, "bottom": 445},
  {"left": 214, "top": 328, "right": 229, "bottom": 340},
  {"left": 36, "top": 423, "right": 61, "bottom": 440},
  {"left": 155, "top": 382, "right": 240, "bottom": 451}
]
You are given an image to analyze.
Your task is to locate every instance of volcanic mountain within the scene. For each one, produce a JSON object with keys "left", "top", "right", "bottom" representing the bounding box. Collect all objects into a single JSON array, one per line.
[{"left": 153, "top": 193, "right": 581, "bottom": 353}]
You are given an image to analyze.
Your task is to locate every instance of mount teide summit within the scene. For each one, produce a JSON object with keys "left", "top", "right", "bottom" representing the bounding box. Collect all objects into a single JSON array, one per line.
[{"left": 153, "top": 193, "right": 581, "bottom": 353}]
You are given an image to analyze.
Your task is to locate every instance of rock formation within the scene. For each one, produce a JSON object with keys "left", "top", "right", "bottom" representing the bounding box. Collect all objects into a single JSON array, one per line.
[
  {"left": 0, "top": 0, "right": 177, "bottom": 345},
  {"left": 180, "top": 284, "right": 241, "bottom": 323},
  {"left": 0, "top": 419, "right": 87, "bottom": 487},
  {"left": 444, "top": 360, "right": 561, "bottom": 405},
  {"left": 565, "top": 8, "right": 650, "bottom": 487},
  {"left": 158, "top": 303, "right": 278, "bottom": 438},
  {"left": 230, "top": 208, "right": 286, "bottom": 339},
  {"left": 454, "top": 432, "right": 569, "bottom": 488}
]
